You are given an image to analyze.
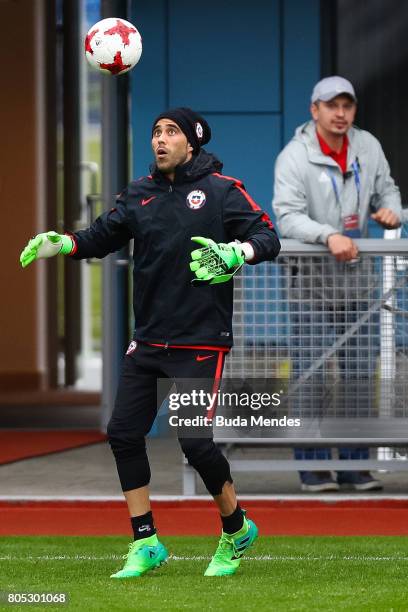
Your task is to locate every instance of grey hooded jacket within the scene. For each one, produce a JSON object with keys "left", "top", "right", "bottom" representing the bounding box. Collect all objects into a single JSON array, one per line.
[
  {"left": 272, "top": 121, "right": 402, "bottom": 303},
  {"left": 272, "top": 120, "right": 402, "bottom": 244}
]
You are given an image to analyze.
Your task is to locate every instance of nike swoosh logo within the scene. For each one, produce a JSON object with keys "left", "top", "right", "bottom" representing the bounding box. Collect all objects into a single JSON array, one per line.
[
  {"left": 141, "top": 196, "right": 156, "bottom": 206},
  {"left": 138, "top": 525, "right": 151, "bottom": 532},
  {"left": 196, "top": 354, "right": 215, "bottom": 362}
]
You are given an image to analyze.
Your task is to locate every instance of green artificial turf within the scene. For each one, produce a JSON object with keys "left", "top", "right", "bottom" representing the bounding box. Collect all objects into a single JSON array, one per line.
[{"left": 1, "top": 536, "right": 408, "bottom": 611}]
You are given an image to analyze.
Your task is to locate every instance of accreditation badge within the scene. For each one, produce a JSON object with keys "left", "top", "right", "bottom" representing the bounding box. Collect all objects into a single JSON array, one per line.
[{"left": 342, "top": 213, "right": 361, "bottom": 238}]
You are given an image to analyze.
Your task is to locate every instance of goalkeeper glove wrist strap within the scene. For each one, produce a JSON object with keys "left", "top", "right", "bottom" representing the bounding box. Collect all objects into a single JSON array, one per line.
[
  {"left": 240, "top": 242, "right": 255, "bottom": 262},
  {"left": 60, "top": 235, "right": 74, "bottom": 255}
]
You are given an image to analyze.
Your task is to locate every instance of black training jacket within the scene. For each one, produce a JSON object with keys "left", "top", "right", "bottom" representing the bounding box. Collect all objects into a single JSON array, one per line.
[{"left": 70, "top": 150, "right": 281, "bottom": 347}]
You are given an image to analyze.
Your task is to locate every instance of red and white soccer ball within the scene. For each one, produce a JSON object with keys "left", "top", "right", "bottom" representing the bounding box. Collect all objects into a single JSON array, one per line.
[{"left": 85, "top": 17, "right": 142, "bottom": 76}]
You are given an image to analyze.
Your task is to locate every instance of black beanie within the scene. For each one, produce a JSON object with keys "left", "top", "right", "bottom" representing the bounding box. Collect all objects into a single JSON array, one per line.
[{"left": 152, "top": 107, "right": 211, "bottom": 153}]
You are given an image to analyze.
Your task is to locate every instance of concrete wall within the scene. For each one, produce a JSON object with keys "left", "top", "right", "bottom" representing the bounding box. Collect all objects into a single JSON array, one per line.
[{"left": 0, "top": 0, "right": 47, "bottom": 390}]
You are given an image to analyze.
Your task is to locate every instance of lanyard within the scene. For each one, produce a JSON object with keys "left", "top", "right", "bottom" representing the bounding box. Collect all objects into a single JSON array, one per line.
[{"left": 328, "top": 158, "right": 361, "bottom": 208}]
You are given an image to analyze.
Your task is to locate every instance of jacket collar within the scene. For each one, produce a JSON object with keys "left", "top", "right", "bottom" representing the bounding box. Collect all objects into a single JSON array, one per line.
[
  {"left": 296, "top": 120, "right": 366, "bottom": 170},
  {"left": 150, "top": 149, "right": 223, "bottom": 185}
]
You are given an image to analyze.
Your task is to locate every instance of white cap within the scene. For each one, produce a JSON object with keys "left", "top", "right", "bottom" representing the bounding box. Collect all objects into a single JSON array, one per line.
[{"left": 311, "top": 76, "right": 357, "bottom": 103}]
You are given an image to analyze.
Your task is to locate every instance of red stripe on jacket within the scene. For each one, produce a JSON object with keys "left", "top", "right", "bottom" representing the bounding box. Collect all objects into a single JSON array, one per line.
[{"left": 212, "top": 172, "right": 274, "bottom": 229}]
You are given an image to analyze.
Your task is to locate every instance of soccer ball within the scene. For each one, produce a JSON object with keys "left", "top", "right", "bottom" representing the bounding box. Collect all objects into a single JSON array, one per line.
[{"left": 85, "top": 17, "right": 142, "bottom": 76}]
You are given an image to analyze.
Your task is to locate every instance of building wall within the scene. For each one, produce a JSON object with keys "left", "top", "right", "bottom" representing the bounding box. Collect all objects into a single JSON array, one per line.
[
  {"left": 130, "top": 0, "right": 320, "bottom": 219},
  {"left": 0, "top": 0, "right": 322, "bottom": 392},
  {"left": 0, "top": 0, "right": 47, "bottom": 390}
]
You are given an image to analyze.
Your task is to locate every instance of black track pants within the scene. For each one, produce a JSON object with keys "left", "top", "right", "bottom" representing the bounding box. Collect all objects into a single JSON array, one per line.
[{"left": 107, "top": 342, "right": 232, "bottom": 495}]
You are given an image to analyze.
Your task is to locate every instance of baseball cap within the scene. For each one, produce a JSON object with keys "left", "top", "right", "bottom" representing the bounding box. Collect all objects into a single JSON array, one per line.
[{"left": 311, "top": 76, "right": 357, "bottom": 103}]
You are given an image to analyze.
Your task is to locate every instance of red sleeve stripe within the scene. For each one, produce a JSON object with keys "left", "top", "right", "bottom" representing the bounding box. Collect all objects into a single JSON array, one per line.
[
  {"left": 212, "top": 172, "right": 243, "bottom": 187},
  {"left": 213, "top": 172, "right": 274, "bottom": 229},
  {"left": 234, "top": 185, "right": 274, "bottom": 230},
  {"left": 135, "top": 175, "right": 153, "bottom": 182}
]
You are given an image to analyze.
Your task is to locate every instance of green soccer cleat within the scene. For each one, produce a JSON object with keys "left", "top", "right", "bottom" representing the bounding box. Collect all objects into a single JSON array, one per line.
[
  {"left": 204, "top": 516, "right": 258, "bottom": 576},
  {"left": 110, "top": 534, "right": 168, "bottom": 578}
]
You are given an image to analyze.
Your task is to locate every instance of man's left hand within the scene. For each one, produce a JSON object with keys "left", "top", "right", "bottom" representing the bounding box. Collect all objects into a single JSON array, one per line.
[
  {"left": 189, "top": 237, "right": 245, "bottom": 285},
  {"left": 371, "top": 208, "right": 401, "bottom": 229}
]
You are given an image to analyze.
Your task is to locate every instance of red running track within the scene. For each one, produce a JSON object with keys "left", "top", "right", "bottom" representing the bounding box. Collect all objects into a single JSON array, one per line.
[
  {"left": 1, "top": 499, "right": 408, "bottom": 536},
  {"left": 0, "top": 431, "right": 107, "bottom": 466}
]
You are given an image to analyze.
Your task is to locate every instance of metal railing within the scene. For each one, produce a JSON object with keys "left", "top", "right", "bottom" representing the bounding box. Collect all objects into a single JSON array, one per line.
[{"left": 183, "top": 239, "right": 408, "bottom": 493}]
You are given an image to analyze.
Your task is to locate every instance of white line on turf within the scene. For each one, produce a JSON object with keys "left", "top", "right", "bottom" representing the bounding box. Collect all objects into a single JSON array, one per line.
[
  {"left": 1, "top": 555, "right": 408, "bottom": 562},
  {"left": 1, "top": 494, "right": 408, "bottom": 501}
]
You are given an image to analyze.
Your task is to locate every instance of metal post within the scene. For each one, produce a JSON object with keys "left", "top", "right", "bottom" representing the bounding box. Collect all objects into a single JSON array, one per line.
[
  {"left": 100, "top": 0, "right": 130, "bottom": 431},
  {"left": 63, "top": 0, "right": 82, "bottom": 386},
  {"left": 45, "top": 0, "right": 58, "bottom": 388},
  {"left": 378, "top": 228, "right": 400, "bottom": 463}
]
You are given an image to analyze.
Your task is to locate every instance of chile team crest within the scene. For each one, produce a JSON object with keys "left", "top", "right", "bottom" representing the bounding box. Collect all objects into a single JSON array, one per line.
[{"left": 186, "top": 190, "right": 206, "bottom": 210}]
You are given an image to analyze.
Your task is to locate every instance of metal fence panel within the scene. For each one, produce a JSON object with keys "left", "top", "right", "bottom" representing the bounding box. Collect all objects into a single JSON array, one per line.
[{"left": 223, "top": 240, "right": 408, "bottom": 435}]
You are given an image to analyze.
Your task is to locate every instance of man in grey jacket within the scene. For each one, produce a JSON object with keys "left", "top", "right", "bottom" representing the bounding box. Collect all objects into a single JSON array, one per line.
[{"left": 273, "top": 76, "right": 402, "bottom": 492}]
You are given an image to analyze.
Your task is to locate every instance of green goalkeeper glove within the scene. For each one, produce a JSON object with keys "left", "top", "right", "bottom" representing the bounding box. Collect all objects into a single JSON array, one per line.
[
  {"left": 20, "top": 231, "right": 74, "bottom": 268},
  {"left": 189, "top": 236, "right": 245, "bottom": 285}
]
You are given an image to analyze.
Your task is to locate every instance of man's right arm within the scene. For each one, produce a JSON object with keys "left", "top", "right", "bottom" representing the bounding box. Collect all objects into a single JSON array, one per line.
[
  {"left": 272, "top": 150, "right": 359, "bottom": 261},
  {"left": 70, "top": 200, "right": 132, "bottom": 260},
  {"left": 272, "top": 150, "right": 338, "bottom": 245},
  {"left": 326, "top": 233, "right": 359, "bottom": 262},
  {"left": 20, "top": 195, "right": 132, "bottom": 267}
]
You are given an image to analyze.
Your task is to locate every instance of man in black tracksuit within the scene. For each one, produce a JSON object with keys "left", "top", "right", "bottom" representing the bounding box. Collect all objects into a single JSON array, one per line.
[{"left": 20, "top": 107, "right": 280, "bottom": 577}]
